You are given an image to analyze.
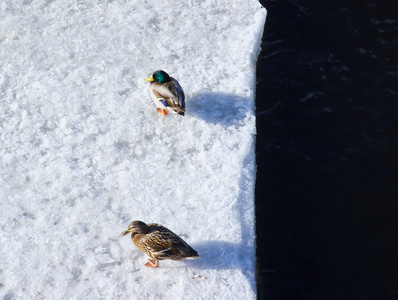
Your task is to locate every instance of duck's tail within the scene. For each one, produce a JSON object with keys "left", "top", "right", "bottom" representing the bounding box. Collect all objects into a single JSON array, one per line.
[
  {"left": 186, "top": 250, "right": 200, "bottom": 259},
  {"left": 176, "top": 107, "right": 185, "bottom": 116}
]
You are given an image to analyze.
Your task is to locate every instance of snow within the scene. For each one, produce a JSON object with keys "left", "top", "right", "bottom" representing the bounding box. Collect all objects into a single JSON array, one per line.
[{"left": 0, "top": 1, "right": 266, "bottom": 299}]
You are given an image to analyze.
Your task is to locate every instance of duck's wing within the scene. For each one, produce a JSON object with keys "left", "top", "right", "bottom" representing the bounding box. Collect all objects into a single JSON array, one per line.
[
  {"left": 138, "top": 232, "right": 173, "bottom": 253},
  {"left": 151, "top": 80, "right": 185, "bottom": 110},
  {"left": 170, "top": 77, "right": 185, "bottom": 109},
  {"left": 145, "top": 224, "right": 194, "bottom": 258}
]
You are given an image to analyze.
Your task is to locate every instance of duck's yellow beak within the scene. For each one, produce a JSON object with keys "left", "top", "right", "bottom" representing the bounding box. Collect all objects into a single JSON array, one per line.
[
  {"left": 145, "top": 76, "right": 154, "bottom": 82},
  {"left": 121, "top": 230, "right": 130, "bottom": 236}
]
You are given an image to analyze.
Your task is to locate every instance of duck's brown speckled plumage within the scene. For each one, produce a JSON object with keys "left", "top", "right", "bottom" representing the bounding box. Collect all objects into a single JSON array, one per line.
[{"left": 121, "top": 221, "right": 199, "bottom": 267}]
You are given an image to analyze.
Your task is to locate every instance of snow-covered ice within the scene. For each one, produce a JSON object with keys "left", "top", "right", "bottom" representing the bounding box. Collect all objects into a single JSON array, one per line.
[{"left": 0, "top": 1, "right": 266, "bottom": 299}]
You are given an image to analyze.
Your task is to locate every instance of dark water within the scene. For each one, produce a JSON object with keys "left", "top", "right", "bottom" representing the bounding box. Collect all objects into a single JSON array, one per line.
[{"left": 255, "top": 1, "right": 398, "bottom": 299}]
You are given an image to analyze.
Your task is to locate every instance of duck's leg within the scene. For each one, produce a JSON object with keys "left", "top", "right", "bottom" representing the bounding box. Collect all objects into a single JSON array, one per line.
[
  {"left": 145, "top": 259, "right": 159, "bottom": 268},
  {"left": 156, "top": 108, "right": 168, "bottom": 115}
]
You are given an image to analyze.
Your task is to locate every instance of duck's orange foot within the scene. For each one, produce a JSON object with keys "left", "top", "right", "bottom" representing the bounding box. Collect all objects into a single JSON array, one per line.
[
  {"left": 145, "top": 259, "right": 159, "bottom": 268},
  {"left": 156, "top": 108, "right": 168, "bottom": 115}
]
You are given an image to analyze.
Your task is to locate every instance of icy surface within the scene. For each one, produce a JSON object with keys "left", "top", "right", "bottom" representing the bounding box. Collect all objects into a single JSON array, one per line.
[{"left": 0, "top": 1, "right": 266, "bottom": 299}]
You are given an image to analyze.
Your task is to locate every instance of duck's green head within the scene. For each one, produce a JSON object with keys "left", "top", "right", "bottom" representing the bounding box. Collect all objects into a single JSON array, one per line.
[{"left": 146, "top": 70, "right": 170, "bottom": 83}]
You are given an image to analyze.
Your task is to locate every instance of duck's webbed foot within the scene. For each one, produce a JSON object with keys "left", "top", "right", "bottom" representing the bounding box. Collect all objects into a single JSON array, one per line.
[
  {"left": 145, "top": 259, "right": 159, "bottom": 268},
  {"left": 156, "top": 108, "right": 168, "bottom": 115}
]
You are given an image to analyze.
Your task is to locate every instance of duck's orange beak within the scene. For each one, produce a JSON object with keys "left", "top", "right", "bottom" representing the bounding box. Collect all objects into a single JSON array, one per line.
[
  {"left": 120, "top": 230, "right": 130, "bottom": 236},
  {"left": 145, "top": 76, "right": 154, "bottom": 82}
]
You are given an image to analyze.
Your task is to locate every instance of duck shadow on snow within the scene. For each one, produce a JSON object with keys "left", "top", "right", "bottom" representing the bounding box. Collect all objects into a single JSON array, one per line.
[
  {"left": 183, "top": 240, "right": 256, "bottom": 293},
  {"left": 188, "top": 93, "right": 252, "bottom": 126},
  {"left": 185, "top": 240, "right": 254, "bottom": 270}
]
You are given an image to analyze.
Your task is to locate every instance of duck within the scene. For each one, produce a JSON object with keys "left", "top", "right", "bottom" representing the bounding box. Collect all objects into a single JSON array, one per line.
[
  {"left": 145, "top": 70, "right": 185, "bottom": 116},
  {"left": 121, "top": 220, "right": 199, "bottom": 268}
]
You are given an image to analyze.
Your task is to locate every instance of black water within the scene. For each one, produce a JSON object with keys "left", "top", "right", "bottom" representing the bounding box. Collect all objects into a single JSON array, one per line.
[{"left": 255, "top": 1, "right": 398, "bottom": 299}]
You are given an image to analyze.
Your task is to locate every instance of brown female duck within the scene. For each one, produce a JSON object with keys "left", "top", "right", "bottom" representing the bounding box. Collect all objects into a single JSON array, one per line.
[{"left": 121, "top": 221, "right": 199, "bottom": 268}]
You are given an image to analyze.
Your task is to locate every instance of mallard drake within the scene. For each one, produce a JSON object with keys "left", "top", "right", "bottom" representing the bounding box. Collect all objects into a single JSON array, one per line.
[
  {"left": 121, "top": 220, "right": 199, "bottom": 268},
  {"left": 145, "top": 70, "right": 185, "bottom": 116}
]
